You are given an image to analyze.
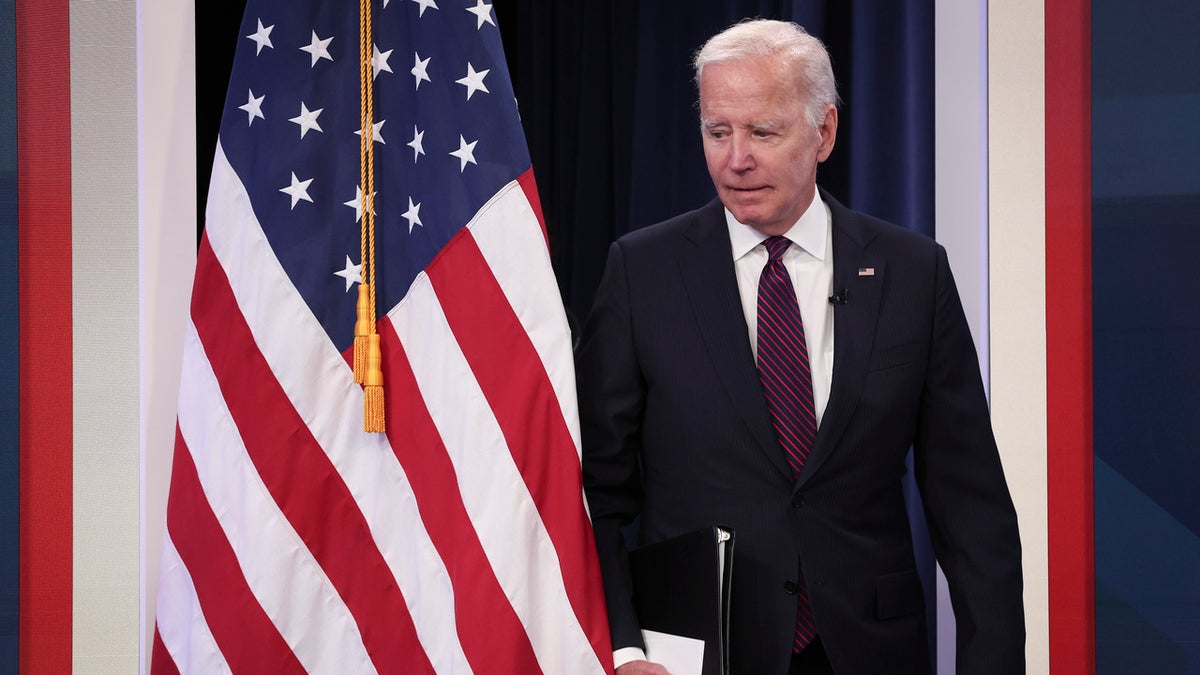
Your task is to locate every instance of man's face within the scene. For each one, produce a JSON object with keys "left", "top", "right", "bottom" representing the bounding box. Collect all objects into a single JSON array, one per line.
[{"left": 699, "top": 56, "right": 837, "bottom": 236}]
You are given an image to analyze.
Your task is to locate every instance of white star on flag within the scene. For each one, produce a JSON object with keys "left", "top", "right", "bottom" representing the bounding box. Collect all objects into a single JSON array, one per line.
[
  {"left": 246, "top": 18, "right": 274, "bottom": 55},
  {"left": 402, "top": 197, "right": 423, "bottom": 233},
  {"left": 466, "top": 0, "right": 495, "bottom": 29},
  {"left": 449, "top": 134, "right": 478, "bottom": 172},
  {"left": 343, "top": 185, "right": 375, "bottom": 222},
  {"left": 407, "top": 125, "right": 425, "bottom": 163},
  {"left": 456, "top": 62, "right": 490, "bottom": 100},
  {"left": 372, "top": 44, "right": 394, "bottom": 79},
  {"left": 289, "top": 102, "right": 324, "bottom": 138},
  {"left": 354, "top": 119, "right": 386, "bottom": 145},
  {"left": 411, "top": 53, "right": 432, "bottom": 90},
  {"left": 300, "top": 31, "right": 333, "bottom": 67},
  {"left": 333, "top": 255, "right": 362, "bottom": 292},
  {"left": 411, "top": 0, "right": 438, "bottom": 17},
  {"left": 279, "top": 172, "right": 314, "bottom": 209},
  {"left": 238, "top": 89, "right": 265, "bottom": 126}
]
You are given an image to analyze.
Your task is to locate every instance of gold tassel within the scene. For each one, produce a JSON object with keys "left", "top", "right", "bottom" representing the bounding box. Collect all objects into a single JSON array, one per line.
[
  {"left": 363, "top": 332, "right": 385, "bottom": 432},
  {"left": 353, "top": 283, "right": 372, "bottom": 383}
]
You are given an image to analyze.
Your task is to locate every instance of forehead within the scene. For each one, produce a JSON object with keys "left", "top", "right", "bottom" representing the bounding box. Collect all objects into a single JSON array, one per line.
[{"left": 698, "top": 57, "right": 804, "bottom": 121}]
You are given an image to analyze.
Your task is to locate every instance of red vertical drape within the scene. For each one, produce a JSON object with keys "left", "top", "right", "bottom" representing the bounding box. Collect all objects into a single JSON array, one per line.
[
  {"left": 17, "top": 1, "right": 74, "bottom": 672},
  {"left": 1045, "top": 0, "right": 1096, "bottom": 672}
]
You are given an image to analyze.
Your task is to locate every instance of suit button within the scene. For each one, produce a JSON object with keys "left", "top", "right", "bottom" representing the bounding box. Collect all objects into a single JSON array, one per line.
[
  {"left": 783, "top": 579, "right": 799, "bottom": 594},
  {"left": 791, "top": 494, "right": 804, "bottom": 508}
]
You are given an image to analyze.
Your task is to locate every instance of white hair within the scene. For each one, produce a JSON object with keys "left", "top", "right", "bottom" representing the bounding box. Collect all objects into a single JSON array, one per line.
[{"left": 694, "top": 19, "right": 840, "bottom": 128}]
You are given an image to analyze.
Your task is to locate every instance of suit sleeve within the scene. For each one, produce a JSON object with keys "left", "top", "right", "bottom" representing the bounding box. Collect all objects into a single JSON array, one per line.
[
  {"left": 577, "top": 241, "right": 649, "bottom": 653},
  {"left": 913, "top": 245, "right": 1026, "bottom": 674}
]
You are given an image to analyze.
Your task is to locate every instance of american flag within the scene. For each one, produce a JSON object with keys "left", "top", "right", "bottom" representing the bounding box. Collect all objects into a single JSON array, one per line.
[{"left": 151, "top": 1, "right": 613, "bottom": 673}]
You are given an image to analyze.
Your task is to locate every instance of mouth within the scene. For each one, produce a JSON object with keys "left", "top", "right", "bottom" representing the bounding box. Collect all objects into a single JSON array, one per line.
[{"left": 727, "top": 185, "right": 769, "bottom": 199}]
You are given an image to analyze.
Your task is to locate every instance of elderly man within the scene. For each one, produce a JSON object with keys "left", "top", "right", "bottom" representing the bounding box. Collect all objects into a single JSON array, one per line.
[{"left": 578, "top": 18, "right": 1025, "bottom": 675}]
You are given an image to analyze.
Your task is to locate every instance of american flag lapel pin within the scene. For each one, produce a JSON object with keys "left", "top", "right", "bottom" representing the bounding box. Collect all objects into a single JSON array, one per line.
[{"left": 858, "top": 267, "right": 875, "bottom": 276}]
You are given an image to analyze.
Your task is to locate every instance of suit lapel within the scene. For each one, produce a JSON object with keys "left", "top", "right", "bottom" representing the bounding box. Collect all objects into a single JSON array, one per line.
[
  {"left": 677, "top": 201, "right": 794, "bottom": 481},
  {"left": 796, "top": 194, "right": 886, "bottom": 488}
]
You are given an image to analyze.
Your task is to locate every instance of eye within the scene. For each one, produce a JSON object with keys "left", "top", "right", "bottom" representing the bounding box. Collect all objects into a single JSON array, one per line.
[
  {"left": 708, "top": 129, "right": 727, "bottom": 140},
  {"left": 752, "top": 129, "right": 773, "bottom": 139}
]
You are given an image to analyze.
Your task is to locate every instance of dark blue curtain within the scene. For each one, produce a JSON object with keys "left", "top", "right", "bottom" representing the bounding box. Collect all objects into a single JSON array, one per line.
[{"left": 500, "top": 0, "right": 937, "bottom": 661}]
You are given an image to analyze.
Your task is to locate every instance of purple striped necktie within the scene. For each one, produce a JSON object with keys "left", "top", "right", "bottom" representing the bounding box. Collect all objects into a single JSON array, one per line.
[{"left": 755, "top": 235, "right": 819, "bottom": 652}]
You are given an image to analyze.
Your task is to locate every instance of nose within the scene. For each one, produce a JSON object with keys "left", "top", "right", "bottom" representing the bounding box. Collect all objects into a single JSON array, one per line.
[{"left": 728, "top": 134, "right": 755, "bottom": 172}]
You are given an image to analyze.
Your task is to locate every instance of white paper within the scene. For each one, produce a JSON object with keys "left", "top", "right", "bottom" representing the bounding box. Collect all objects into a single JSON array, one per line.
[{"left": 642, "top": 629, "right": 705, "bottom": 675}]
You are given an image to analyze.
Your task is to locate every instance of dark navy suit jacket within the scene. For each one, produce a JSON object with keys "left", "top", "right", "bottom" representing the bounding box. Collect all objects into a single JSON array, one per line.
[{"left": 578, "top": 190, "right": 1024, "bottom": 674}]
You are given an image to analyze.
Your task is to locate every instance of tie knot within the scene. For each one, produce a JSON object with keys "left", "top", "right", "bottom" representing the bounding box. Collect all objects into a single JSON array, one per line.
[{"left": 764, "top": 236, "right": 791, "bottom": 263}]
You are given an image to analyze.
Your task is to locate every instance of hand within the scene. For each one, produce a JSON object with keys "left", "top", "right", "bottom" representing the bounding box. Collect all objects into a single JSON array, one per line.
[{"left": 616, "top": 660, "right": 672, "bottom": 675}]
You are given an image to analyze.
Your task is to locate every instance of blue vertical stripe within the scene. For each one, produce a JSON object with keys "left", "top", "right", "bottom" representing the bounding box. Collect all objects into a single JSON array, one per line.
[{"left": 0, "top": 0, "right": 20, "bottom": 670}]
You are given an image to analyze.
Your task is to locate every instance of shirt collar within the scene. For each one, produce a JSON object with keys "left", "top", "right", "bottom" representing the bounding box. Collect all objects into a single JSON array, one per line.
[{"left": 725, "top": 190, "right": 830, "bottom": 262}]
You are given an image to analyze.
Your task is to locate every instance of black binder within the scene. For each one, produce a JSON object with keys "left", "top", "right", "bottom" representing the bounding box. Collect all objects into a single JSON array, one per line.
[{"left": 628, "top": 526, "right": 734, "bottom": 675}]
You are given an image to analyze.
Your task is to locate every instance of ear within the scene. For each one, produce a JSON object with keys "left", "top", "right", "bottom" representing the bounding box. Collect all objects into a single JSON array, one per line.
[{"left": 816, "top": 106, "right": 838, "bottom": 162}]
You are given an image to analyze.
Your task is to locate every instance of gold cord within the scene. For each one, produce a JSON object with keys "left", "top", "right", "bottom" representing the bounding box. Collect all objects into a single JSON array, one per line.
[{"left": 356, "top": 0, "right": 384, "bottom": 431}]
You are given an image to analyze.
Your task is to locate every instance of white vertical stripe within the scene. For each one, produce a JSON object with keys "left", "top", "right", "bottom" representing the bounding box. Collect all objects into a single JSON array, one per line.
[
  {"left": 468, "top": 182, "right": 583, "bottom": 454},
  {"left": 139, "top": 0, "right": 198, "bottom": 669},
  {"left": 154, "top": 534, "right": 231, "bottom": 674},
  {"left": 934, "top": 0, "right": 989, "bottom": 670},
  {"left": 988, "top": 1, "right": 1050, "bottom": 672},
  {"left": 176, "top": 323, "right": 375, "bottom": 675},
  {"left": 935, "top": 0, "right": 990, "bottom": 381},
  {"left": 71, "top": 0, "right": 141, "bottom": 671},
  {"left": 393, "top": 271, "right": 603, "bottom": 674},
  {"left": 205, "top": 143, "right": 472, "bottom": 673}
]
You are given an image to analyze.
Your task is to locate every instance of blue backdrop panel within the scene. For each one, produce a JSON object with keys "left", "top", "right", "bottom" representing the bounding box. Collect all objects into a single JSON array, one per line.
[{"left": 1092, "top": 0, "right": 1200, "bottom": 671}]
